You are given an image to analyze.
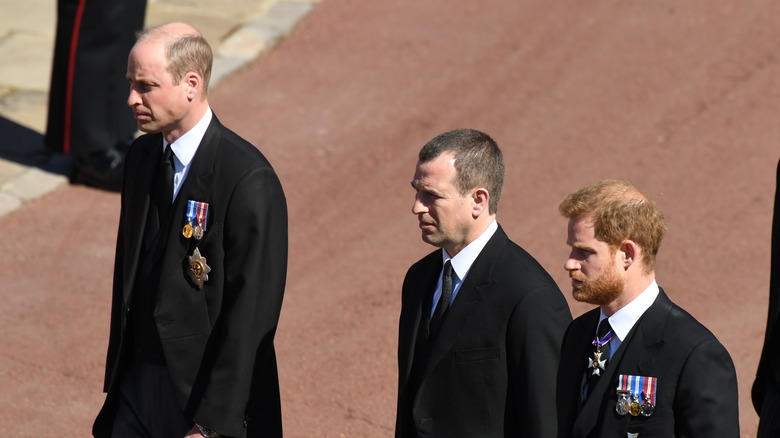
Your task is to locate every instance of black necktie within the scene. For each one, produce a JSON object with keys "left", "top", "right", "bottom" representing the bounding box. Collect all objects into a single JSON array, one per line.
[
  {"left": 585, "top": 318, "right": 613, "bottom": 399},
  {"left": 143, "top": 145, "right": 175, "bottom": 248},
  {"left": 156, "top": 144, "right": 175, "bottom": 218},
  {"left": 430, "top": 260, "right": 453, "bottom": 336}
]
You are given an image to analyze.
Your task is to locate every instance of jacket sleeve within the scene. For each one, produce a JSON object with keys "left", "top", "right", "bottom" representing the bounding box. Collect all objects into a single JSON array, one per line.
[
  {"left": 507, "top": 285, "right": 572, "bottom": 438},
  {"left": 193, "top": 165, "right": 288, "bottom": 437},
  {"left": 674, "top": 338, "right": 740, "bottom": 437}
]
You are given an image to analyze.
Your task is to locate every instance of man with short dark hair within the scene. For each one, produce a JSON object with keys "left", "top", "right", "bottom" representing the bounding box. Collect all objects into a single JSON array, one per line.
[
  {"left": 396, "top": 129, "right": 571, "bottom": 437},
  {"left": 556, "top": 180, "right": 739, "bottom": 438}
]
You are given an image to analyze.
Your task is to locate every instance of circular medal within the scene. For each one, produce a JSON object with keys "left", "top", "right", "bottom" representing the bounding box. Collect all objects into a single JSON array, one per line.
[
  {"left": 641, "top": 400, "right": 655, "bottom": 417},
  {"left": 190, "top": 259, "right": 206, "bottom": 279},
  {"left": 188, "top": 247, "right": 211, "bottom": 288},
  {"left": 193, "top": 225, "right": 204, "bottom": 240},
  {"left": 616, "top": 396, "right": 630, "bottom": 416},
  {"left": 628, "top": 400, "right": 642, "bottom": 417},
  {"left": 182, "top": 223, "right": 194, "bottom": 239}
]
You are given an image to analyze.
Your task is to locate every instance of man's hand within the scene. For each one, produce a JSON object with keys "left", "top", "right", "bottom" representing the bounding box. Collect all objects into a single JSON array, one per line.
[{"left": 184, "top": 425, "right": 220, "bottom": 438}]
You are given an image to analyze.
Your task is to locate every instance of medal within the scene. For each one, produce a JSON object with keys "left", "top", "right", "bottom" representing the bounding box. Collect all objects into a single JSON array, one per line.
[
  {"left": 615, "top": 390, "right": 630, "bottom": 416},
  {"left": 588, "top": 350, "right": 607, "bottom": 376},
  {"left": 617, "top": 374, "right": 657, "bottom": 417},
  {"left": 641, "top": 399, "right": 655, "bottom": 417},
  {"left": 188, "top": 247, "right": 211, "bottom": 288},
  {"left": 628, "top": 399, "right": 642, "bottom": 416},
  {"left": 183, "top": 200, "right": 209, "bottom": 240},
  {"left": 640, "top": 376, "right": 657, "bottom": 417},
  {"left": 194, "top": 201, "right": 208, "bottom": 240},
  {"left": 183, "top": 200, "right": 197, "bottom": 239},
  {"left": 588, "top": 327, "right": 614, "bottom": 376}
]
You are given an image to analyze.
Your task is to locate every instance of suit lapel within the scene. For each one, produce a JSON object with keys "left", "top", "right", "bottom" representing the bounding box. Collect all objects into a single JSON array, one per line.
[
  {"left": 617, "top": 290, "right": 672, "bottom": 377},
  {"left": 421, "top": 227, "right": 507, "bottom": 377},
  {"left": 122, "top": 135, "right": 163, "bottom": 303},
  {"left": 398, "top": 256, "right": 441, "bottom": 388},
  {"left": 422, "top": 275, "right": 487, "bottom": 377},
  {"left": 174, "top": 118, "right": 221, "bottom": 205},
  {"left": 572, "top": 290, "right": 672, "bottom": 437},
  {"left": 160, "top": 118, "right": 221, "bottom": 260}
]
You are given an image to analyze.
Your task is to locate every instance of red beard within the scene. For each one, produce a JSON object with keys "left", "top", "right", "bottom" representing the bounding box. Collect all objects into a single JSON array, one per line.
[{"left": 570, "top": 262, "right": 624, "bottom": 306}]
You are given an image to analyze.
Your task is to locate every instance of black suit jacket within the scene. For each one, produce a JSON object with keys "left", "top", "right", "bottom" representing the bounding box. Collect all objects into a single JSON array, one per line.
[
  {"left": 93, "top": 115, "right": 287, "bottom": 438},
  {"left": 396, "top": 225, "right": 571, "bottom": 437},
  {"left": 557, "top": 289, "right": 739, "bottom": 438},
  {"left": 753, "top": 159, "right": 780, "bottom": 413}
]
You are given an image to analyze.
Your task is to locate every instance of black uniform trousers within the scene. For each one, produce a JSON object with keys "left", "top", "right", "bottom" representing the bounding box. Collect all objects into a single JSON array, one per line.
[{"left": 46, "top": 0, "right": 147, "bottom": 156}]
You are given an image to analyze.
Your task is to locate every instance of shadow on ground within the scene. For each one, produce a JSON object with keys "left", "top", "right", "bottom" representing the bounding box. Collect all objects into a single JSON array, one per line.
[{"left": 0, "top": 116, "right": 71, "bottom": 176}]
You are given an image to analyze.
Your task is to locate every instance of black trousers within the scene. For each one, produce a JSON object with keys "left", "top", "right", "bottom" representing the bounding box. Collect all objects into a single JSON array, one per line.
[
  {"left": 758, "top": 379, "right": 780, "bottom": 438},
  {"left": 46, "top": 0, "right": 147, "bottom": 156},
  {"left": 111, "top": 359, "right": 192, "bottom": 438}
]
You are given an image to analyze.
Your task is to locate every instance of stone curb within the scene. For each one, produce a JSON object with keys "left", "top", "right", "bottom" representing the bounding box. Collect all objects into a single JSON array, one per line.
[{"left": 0, "top": 0, "right": 319, "bottom": 219}]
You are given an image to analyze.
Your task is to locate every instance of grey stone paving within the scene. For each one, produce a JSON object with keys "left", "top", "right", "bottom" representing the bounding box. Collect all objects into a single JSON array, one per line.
[{"left": 0, "top": 0, "right": 319, "bottom": 218}]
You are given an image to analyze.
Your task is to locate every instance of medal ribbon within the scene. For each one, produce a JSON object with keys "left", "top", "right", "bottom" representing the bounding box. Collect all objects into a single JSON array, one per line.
[
  {"left": 618, "top": 374, "right": 632, "bottom": 394},
  {"left": 617, "top": 375, "right": 641, "bottom": 401},
  {"left": 592, "top": 330, "right": 615, "bottom": 350},
  {"left": 618, "top": 374, "right": 656, "bottom": 405},
  {"left": 642, "top": 376, "right": 657, "bottom": 405},
  {"left": 196, "top": 201, "right": 209, "bottom": 231},
  {"left": 186, "top": 200, "right": 197, "bottom": 225}
]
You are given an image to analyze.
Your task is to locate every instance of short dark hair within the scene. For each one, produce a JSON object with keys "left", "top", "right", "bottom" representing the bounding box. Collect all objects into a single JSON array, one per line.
[{"left": 418, "top": 129, "right": 504, "bottom": 214}]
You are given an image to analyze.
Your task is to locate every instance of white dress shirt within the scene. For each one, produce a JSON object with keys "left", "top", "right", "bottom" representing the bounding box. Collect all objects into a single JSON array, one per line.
[
  {"left": 162, "top": 107, "right": 213, "bottom": 201},
  {"left": 598, "top": 280, "right": 660, "bottom": 360},
  {"left": 430, "top": 220, "right": 499, "bottom": 318}
]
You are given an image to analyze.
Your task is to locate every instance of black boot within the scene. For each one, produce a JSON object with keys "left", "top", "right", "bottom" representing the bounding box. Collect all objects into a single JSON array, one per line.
[{"left": 72, "top": 146, "right": 125, "bottom": 192}]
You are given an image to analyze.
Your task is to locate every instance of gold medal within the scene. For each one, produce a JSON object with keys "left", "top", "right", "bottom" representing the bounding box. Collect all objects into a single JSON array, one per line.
[
  {"left": 188, "top": 247, "right": 211, "bottom": 288},
  {"left": 182, "top": 223, "right": 194, "bottom": 239},
  {"left": 628, "top": 400, "right": 642, "bottom": 416}
]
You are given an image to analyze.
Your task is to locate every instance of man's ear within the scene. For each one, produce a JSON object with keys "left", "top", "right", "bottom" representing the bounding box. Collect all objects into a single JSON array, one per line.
[
  {"left": 185, "top": 71, "right": 202, "bottom": 101},
  {"left": 472, "top": 188, "right": 490, "bottom": 218},
  {"left": 618, "top": 240, "right": 639, "bottom": 270}
]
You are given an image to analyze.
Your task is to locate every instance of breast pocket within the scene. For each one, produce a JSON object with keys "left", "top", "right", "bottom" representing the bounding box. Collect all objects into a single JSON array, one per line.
[{"left": 455, "top": 345, "right": 501, "bottom": 363}]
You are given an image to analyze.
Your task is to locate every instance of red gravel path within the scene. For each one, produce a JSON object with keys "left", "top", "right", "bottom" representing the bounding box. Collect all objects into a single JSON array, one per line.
[{"left": 2, "top": 0, "right": 779, "bottom": 436}]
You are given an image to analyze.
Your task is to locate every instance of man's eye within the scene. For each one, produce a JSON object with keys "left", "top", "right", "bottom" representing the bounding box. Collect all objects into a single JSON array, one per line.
[{"left": 572, "top": 248, "right": 590, "bottom": 258}]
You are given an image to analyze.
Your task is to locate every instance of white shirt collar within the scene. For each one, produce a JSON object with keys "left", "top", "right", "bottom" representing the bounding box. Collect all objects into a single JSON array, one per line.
[
  {"left": 163, "top": 107, "right": 213, "bottom": 165},
  {"left": 600, "top": 280, "right": 659, "bottom": 341},
  {"left": 441, "top": 220, "right": 498, "bottom": 280}
]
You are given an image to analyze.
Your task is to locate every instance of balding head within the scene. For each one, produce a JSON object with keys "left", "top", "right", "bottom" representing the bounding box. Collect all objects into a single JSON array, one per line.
[{"left": 135, "top": 22, "right": 213, "bottom": 96}]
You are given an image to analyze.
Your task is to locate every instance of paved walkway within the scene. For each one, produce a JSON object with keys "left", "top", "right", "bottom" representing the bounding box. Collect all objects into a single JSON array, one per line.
[{"left": 0, "top": 0, "right": 319, "bottom": 218}]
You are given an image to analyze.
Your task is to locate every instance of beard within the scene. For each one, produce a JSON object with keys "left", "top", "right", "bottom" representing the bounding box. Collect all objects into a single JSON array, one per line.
[{"left": 570, "top": 262, "right": 624, "bottom": 306}]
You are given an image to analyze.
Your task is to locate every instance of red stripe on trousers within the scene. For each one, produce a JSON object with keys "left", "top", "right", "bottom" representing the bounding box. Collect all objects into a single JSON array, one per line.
[{"left": 63, "top": 0, "right": 87, "bottom": 155}]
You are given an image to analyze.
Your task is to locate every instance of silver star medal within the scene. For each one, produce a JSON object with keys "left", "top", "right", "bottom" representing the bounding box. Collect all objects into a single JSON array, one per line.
[{"left": 188, "top": 247, "right": 211, "bottom": 288}]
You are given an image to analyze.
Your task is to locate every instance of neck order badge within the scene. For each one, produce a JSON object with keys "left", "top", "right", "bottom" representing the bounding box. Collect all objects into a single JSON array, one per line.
[{"left": 588, "top": 319, "right": 614, "bottom": 377}]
